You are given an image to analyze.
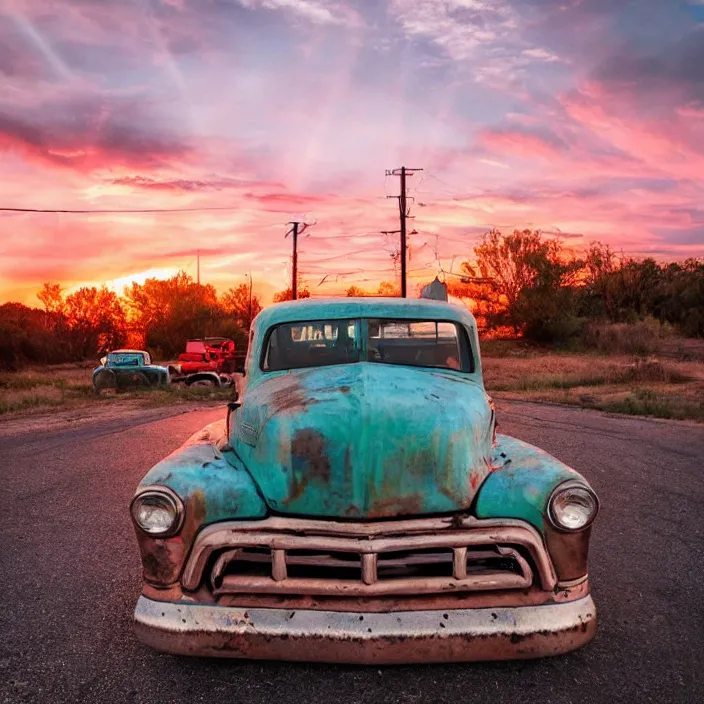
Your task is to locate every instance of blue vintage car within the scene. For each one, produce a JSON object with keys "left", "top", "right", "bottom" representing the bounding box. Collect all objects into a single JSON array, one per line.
[
  {"left": 93, "top": 350, "right": 169, "bottom": 393},
  {"left": 130, "top": 298, "right": 599, "bottom": 663}
]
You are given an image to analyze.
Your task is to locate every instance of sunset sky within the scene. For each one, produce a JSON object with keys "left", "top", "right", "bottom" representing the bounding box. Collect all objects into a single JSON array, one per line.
[{"left": 1, "top": 0, "right": 703, "bottom": 305}]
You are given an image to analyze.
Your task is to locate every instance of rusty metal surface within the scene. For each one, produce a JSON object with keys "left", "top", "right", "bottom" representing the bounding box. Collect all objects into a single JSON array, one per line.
[
  {"left": 230, "top": 298, "right": 492, "bottom": 520},
  {"left": 480, "top": 434, "right": 592, "bottom": 531},
  {"left": 133, "top": 594, "right": 597, "bottom": 663},
  {"left": 130, "top": 299, "right": 600, "bottom": 665},
  {"left": 134, "top": 421, "right": 266, "bottom": 586},
  {"left": 143, "top": 579, "right": 591, "bottom": 611},
  {"left": 214, "top": 571, "right": 532, "bottom": 598},
  {"left": 232, "top": 363, "right": 495, "bottom": 519},
  {"left": 180, "top": 515, "right": 557, "bottom": 593},
  {"left": 212, "top": 579, "right": 592, "bottom": 613},
  {"left": 544, "top": 524, "right": 592, "bottom": 581}
]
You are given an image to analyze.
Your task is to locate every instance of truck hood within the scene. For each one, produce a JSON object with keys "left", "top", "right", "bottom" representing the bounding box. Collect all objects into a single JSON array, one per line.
[{"left": 231, "top": 363, "right": 494, "bottom": 519}]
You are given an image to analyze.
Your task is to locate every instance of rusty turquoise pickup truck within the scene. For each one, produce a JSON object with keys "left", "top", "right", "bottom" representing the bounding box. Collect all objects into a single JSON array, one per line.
[{"left": 130, "top": 298, "right": 599, "bottom": 663}]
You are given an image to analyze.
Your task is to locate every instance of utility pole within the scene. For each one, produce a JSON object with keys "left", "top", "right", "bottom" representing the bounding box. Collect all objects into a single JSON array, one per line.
[
  {"left": 286, "top": 221, "right": 308, "bottom": 300},
  {"left": 196, "top": 249, "right": 200, "bottom": 285},
  {"left": 386, "top": 166, "right": 422, "bottom": 297},
  {"left": 286, "top": 222, "right": 299, "bottom": 300}
]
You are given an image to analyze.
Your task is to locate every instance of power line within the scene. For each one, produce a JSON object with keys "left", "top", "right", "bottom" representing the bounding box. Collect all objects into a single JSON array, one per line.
[
  {"left": 304, "top": 232, "right": 386, "bottom": 241},
  {"left": 423, "top": 172, "right": 486, "bottom": 199},
  {"left": 0, "top": 206, "right": 243, "bottom": 214},
  {"left": 300, "top": 247, "right": 384, "bottom": 264},
  {"left": 421, "top": 233, "right": 484, "bottom": 247},
  {"left": 303, "top": 267, "right": 396, "bottom": 280}
]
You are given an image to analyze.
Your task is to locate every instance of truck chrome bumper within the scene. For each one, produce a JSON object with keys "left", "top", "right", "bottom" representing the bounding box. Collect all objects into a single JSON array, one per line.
[{"left": 134, "top": 594, "right": 596, "bottom": 663}]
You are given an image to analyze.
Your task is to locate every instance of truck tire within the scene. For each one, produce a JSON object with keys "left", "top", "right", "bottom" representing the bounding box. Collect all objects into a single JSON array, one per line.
[
  {"left": 125, "top": 372, "right": 150, "bottom": 389},
  {"left": 93, "top": 369, "right": 117, "bottom": 394}
]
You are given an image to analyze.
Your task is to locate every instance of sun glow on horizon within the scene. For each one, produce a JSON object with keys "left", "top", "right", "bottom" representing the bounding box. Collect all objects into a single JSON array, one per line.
[{"left": 66, "top": 267, "right": 183, "bottom": 297}]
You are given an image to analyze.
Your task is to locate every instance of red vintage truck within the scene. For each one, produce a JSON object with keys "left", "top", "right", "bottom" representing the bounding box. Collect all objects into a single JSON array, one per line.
[{"left": 168, "top": 338, "right": 246, "bottom": 387}]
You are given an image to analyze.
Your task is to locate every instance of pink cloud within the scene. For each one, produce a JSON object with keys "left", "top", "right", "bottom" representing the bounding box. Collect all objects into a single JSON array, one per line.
[
  {"left": 477, "top": 127, "right": 566, "bottom": 160},
  {"left": 561, "top": 82, "right": 704, "bottom": 181},
  {"left": 1, "top": 0, "right": 702, "bottom": 305}
]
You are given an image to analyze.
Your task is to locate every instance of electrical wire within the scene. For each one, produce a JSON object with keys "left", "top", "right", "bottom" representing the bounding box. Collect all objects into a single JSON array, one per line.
[
  {"left": 0, "top": 206, "right": 244, "bottom": 214},
  {"left": 302, "top": 267, "right": 395, "bottom": 277},
  {"left": 304, "top": 232, "right": 386, "bottom": 241},
  {"left": 300, "top": 247, "right": 386, "bottom": 264},
  {"left": 423, "top": 172, "right": 487, "bottom": 199}
]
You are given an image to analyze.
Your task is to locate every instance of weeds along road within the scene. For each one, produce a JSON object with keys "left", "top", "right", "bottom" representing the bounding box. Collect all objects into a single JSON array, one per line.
[{"left": 1, "top": 402, "right": 703, "bottom": 704}]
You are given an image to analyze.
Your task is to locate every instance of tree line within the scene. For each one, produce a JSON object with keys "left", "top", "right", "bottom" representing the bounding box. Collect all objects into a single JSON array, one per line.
[
  {"left": 0, "top": 274, "right": 269, "bottom": 370},
  {"left": 446, "top": 230, "right": 703, "bottom": 344},
  {"left": 0, "top": 229, "right": 701, "bottom": 369}
]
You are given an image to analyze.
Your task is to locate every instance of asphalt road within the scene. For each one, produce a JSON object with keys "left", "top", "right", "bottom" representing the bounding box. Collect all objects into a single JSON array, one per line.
[{"left": 1, "top": 402, "right": 703, "bottom": 704}]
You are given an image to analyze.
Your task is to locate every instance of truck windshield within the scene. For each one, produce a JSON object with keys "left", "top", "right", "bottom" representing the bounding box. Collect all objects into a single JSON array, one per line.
[{"left": 263, "top": 319, "right": 470, "bottom": 372}]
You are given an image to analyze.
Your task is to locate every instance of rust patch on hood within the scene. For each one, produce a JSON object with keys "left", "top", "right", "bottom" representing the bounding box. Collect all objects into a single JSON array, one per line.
[
  {"left": 283, "top": 428, "right": 331, "bottom": 505},
  {"left": 291, "top": 428, "right": 331, "bottom": 482},
  {"left": 366, "top": 494, "right": 423, "bottom": 519},
  {"left": 267, "top": 378, "right": 320, "bottom": 415}
]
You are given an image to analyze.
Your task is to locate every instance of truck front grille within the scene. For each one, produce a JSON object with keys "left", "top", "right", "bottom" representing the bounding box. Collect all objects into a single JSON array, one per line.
[{"left": 182, "top": 517, "right": 557, "bottom": 598}]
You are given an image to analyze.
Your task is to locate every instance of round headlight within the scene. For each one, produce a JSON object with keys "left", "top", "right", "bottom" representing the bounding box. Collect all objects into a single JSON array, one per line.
[
  {"left": 548, "top": 481, "right": 599, "bottom": 531},
  {"left": 130, "top": 489, "right": 183, "bottom": 537}
]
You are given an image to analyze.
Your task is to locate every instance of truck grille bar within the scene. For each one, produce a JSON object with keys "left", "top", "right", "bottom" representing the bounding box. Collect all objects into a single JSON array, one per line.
[{"left": 182, "top": 516, "right": 557, "bottom": 597}]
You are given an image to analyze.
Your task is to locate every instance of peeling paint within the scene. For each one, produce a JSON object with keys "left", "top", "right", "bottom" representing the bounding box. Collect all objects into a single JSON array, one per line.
[
  {"left": 476, "top": 434, "right": 588, "bottom": 533},
  {"left": 233, "top": 363, "right": 495, "bottom": 518}
]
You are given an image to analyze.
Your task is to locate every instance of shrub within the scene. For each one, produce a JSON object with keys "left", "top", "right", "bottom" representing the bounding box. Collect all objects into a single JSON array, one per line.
[
  {"left": 581, "top": 317, "right": 672, "bottom": 356},
  {"left": 523, "top": 314, "right": 586, "bottom": 346}
]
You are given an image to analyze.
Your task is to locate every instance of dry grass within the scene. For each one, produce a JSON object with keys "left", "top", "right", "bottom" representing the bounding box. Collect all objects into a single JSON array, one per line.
[
  {"left": 483, "top": 353, "right": 704, "bottom": 422},
  {"left": 2, "top": 352, "right": 702, "bottom": 424},
  {"left": 0, "top": 364, "right": 233, "bottom": 418},
  {"left": 581, "top": 318, "right": 675, "bottom": 356}
]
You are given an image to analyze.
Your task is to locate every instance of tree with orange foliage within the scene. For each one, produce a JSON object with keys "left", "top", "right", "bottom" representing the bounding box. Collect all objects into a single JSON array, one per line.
[
  {"left": 273, "top": 286, "right": 311, "bottom": 302},
  {"left": 123, "top": 271, "right": 227, "bottom": 357},
  {"left": 64, "top": 286, "right": 127, "bottom": 357},
  {"left": 473, "top": 229, "right": 583, "bottom": 339},
  {"left": 446, "top": 272, "right": 502, "bottom": 334},
  {"left": 377, "top": 281, "right": 400, "bottom": 296},
  {"left": 221, "top": 283, "right": 263, "bottom": 331},
  {"left": 37, "top": 282, "right": 65, "bottom": 315},
  {"left": 36, "top": 281, "right": 69, "bottom": 339}
]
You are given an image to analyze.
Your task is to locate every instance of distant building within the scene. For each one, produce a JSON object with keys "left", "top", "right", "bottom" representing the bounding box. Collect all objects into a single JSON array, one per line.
[{"left": 420, "top": 277, "right": 448, "bottom": 301}]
